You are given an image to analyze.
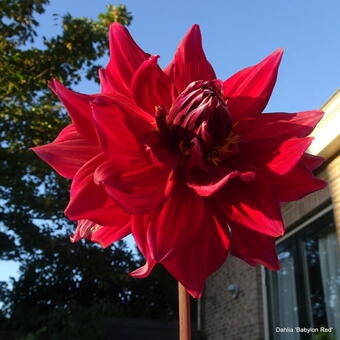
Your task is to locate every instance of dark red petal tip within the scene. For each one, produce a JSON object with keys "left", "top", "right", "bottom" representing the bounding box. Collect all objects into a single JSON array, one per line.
[{"left": 223, "top": 48, "right": 284, "bottom": 120}]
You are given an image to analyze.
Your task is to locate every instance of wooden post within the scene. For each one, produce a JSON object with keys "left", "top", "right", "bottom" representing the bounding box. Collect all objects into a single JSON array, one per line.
[{"left": 178, "top": 282, "right": 191, "bottom": 340}]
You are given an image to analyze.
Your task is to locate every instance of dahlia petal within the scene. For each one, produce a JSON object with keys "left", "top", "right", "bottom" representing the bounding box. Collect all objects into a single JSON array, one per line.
[
  {"left": 302, "top": 153, "right": 324, "bottom": 171},
  {"left": 131, "top": 56, "right": 172, "bottom": 113},
  {"left": 164, "top": 24, "right": 216, "bottom": 94},
  {"left": 223, "top": 48, "right": 283, "bottom": 120},
  {"left": 216, "top": 174, "right": 284, "bottom": 237},
  {"left": 268, "top": 159, "right": 327, "bottom": 202},
  {"left": 70, "top": 220, "right": 131, "bottom": 248},
  {"left": 129, "top": 215, "right": 156, "bottom": 278},
  {"left": 147, "top": 183, "right": 207, "bottom": 262},
  {"left": 98, "top": 68, "right": 115, "bottom": 94},
  {"left": 64, "top": 153, "right": 130, "bottom": 226},
  {"left": 70, "top": 219, "right": 101, "bottom": 243},
  {"left": 187, "top": 170, "right": 255, "bottom": 197},
  {"left": 94, "top": 159, "right": 168, "bottom": 215},
  {"left": 91, "top": 96, "right": 153, "bottom": 162},
  {"left": 129, "top": 259, "right": 156, "bottom": 278},
  {"left": 230, "top": 222, "right": 280, "bottom": 270},
  {"left": 88, "top": 223, "right": 131, "bottom": 248},
  {"left": 264, "top": 137, "right": 313, "bottom": 175},
  {"left": 235, "top": 110, "right": 324, "bottom": 141},
  {"left": 142, "top": 130, "right": 180, "bottom": 170},
  {"left": 239, "top": 137, "right": 313, "bottom": 175},
  {"left": 32, "top": 124, "right": 100, "bottom": 179},
  {"left": 131, "top": 215, "right": 150, "bottom": 257},
  {"left": 163, "top": 215, "right": 230, "bottom": 298},
  {"left": 49, "top": 79, "right": 98, "bottom": 142},
  {"left": 105, "top": 23, "right": 150, "bottom": 95}
]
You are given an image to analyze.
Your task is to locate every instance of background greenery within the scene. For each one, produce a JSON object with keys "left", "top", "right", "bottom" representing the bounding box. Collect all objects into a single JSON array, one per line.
[{"left": 0, "top": 1, "right": 177, "bottom": 338}]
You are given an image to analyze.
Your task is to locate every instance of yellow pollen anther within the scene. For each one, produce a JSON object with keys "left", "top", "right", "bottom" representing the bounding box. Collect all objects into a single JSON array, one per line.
[{"left": 206, "top": 133, "right": 239, "bottom": 165}]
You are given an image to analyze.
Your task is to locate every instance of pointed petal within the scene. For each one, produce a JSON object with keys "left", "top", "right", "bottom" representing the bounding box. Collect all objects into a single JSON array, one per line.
[
  {"left": 165, "top": 25, "right": 216, "bottom": 94},
  {"left": 163, "top": 214, "right": 230, "bottom": 298},
  {"left": 49, "top": 79, "right": 98, "bottom": 142},
  {"left": 32, "top": 124, "right": 100, "bottom": 179},
  {"left": 235, "top": 110, "right": 324, "bottom": 141},
  {"left": 230, "top": 222, "right": 280, "bottom": 270},
  {"left": 223, "top": 49, "right": 283, "bottom": 120},
  {"left": 64, "top": 153, "right": 130, "bottom": 226},
  {"left": 105, "top": 23, "right": 150, "bottom": 95},
  {"left": 268, "top": 158, "right": 327, "bottom": 202},
  {"left": 147, "top": 183, "right": 207, "bottom": 262},
  {"left": 302, "top": 153, "right": 324, "bottom": 171},
  {"left": 264, "top": 137, "right": 313, "bottom": 175},
  {"left": 94, "top": 159, "right": 168, "bottom": 215},
  {"left": 131, "top": 56, "right": 172, "bottom": 113},
  {"left": 216, "top": 174, "right": 284, "bottom": 237},
  {"left": 238, "top": 137, "right": 313, "bottom": 175}
]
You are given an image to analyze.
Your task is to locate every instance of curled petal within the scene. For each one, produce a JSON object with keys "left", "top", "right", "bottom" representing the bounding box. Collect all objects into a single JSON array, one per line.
[
  {"left": 216, "top": 174, "right": 284, "bottom": 237},
  {"left": 163, "top": 214, "right": 230, "bottom": 298},
  {"left": 235, "top": 110, "right": 324, "bottom": 141},
  {"left": 223, "top": 48, "right": 283, "bottom": 120},
  {"left": 129, "top": 259, "right": 156, "bottom": 278},
  {"left": 65, "top": 153, "right": 130, "bottom": 226},
  {"left": 164, "top": 25, "right": 216, "bottom": 95},
  {"left": 32, "top": 124, "right": 100, "bottom": 179},
  {"left": 187, "top": 170, "right": 255, "bottom": 197},
  {"left": 70, "top": 220, "right": 131, "bottom": 248},
  {"left": 131, "top": 56, "right": 172, "bottom": 113},
  {"left": 230, "top": 222, "right": 280, "bottom": 270},
  {"left": 70, "top": 219, "right": 101, "bottom": 243},
  {"left": 49, "top": 79, "right": 98, "bottom": 142},
  {"left": 105, "top": 23, "right": 150, "bottom": 95},
  {"left": 88, "top": 223, "right": 131, "bottom": 248}
]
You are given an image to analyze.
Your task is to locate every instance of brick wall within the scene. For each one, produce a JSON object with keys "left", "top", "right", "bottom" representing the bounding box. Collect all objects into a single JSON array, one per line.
[{"left": 203, "top": 257, "right": 264, "bottom": 340}]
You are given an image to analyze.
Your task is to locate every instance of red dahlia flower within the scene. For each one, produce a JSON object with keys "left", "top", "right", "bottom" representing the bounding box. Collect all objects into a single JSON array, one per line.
[{"left": 32, "top": 23, "right": 327, "bottom": 298}]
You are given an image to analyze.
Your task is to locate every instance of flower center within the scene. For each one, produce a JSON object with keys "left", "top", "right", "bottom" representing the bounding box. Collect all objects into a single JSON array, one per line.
[{"left": 155, "top": 80, "right": 237, "bottom": 167}]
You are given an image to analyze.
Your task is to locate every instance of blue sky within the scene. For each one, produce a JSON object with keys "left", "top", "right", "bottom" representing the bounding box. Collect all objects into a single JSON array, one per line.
[
  {"left": 36, "top": 0, "right": 340, "bottom": 112},
  {"left": 1, "top": 0, "right": 339, "bottom": 282}
]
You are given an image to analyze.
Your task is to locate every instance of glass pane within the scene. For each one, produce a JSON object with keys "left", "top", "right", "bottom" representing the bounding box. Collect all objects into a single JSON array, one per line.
[
  {"left": 318, "top": 230, "right": 340, "bottom": 340},
  {"left": 269, "top": 249, "right": 300, "bottom": 340},
  {"left": 304, "top": 236, "right": 328, "bottom": 327}
]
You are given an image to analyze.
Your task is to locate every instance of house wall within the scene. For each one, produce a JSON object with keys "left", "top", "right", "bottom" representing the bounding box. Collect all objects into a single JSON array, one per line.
[
  {"left": 202, "top": 151, "right": 339, "bottom": 340},
  {"left": 203, "top": 258, "right": 264, "bottom": 340}
]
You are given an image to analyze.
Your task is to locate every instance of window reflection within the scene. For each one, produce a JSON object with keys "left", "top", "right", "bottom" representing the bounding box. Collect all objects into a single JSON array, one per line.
[{"left": 267, "top": 210, "right": 340, "bottom": 340}]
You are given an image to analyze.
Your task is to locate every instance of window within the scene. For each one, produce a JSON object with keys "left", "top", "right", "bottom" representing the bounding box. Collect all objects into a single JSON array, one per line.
[{"left": 266, "top": 209, "right": 340, "bottom": 340}]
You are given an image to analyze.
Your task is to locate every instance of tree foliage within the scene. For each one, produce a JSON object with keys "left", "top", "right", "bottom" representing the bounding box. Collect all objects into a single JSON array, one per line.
[{"left": 0, "top": 1, "right": 177, "bottom": 337}]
